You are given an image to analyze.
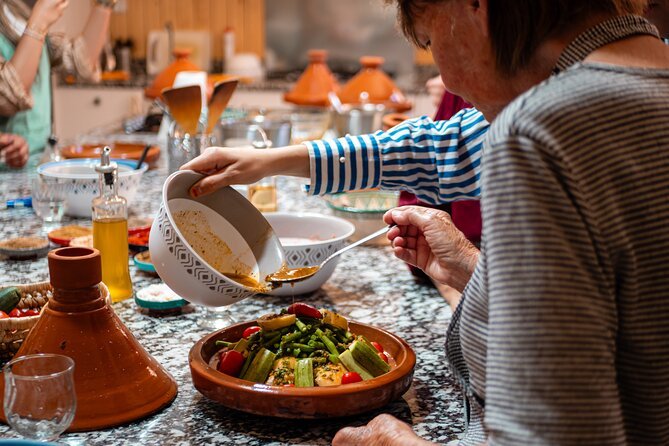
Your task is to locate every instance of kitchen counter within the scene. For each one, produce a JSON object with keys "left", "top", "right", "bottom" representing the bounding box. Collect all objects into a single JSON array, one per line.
[{"left": 0, "top": 153, "right": 464, "bottom": 445}]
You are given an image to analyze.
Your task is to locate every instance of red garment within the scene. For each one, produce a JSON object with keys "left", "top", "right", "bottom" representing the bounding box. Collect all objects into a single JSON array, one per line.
[{"left": 399, "top": 90, "right": 482, "bottom": 278}]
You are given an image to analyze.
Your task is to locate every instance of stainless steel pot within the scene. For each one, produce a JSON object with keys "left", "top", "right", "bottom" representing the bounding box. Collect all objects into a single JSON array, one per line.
[
  {"left": 215, "top": 115, "right": 292, "bottom": 148},
  {"left": 333, "top": 104, "right": 386, "bottom": 136}
]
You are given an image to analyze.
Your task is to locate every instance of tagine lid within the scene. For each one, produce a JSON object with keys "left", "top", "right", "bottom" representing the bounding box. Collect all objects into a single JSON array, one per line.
[
  {"left": 0, "top": 246, "right": 178, "bottom": 432},
  {"left": 284, "top": 49, "right": 339, "bottom": 107},
  {"left": 338, "top": 56, "right": 412, "bottom": 113},
  {"left": 145, "top": 47, "right": 201, "bottom": 99}
]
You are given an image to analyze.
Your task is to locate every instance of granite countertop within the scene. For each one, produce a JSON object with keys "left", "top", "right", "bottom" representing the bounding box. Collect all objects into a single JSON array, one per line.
[{"left": 0, "top": 150, "right": 463, "bottom": 445}]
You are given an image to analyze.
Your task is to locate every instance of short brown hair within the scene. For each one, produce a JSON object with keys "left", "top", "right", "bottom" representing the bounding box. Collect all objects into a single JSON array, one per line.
[{"left": 386, "top": 0, "right": 649, "bottom": 73}]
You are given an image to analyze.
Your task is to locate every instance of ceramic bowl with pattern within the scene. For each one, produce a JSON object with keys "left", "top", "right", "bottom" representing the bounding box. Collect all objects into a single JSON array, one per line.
[
  {"left": 264, "top": 212, "right": 355, "bottom": 296},
  {"left": 149, "top": 170, "right": 286, "bottom": 307},
  {"left": 37, "top": 159, "right": 148, "bottom": 218}
]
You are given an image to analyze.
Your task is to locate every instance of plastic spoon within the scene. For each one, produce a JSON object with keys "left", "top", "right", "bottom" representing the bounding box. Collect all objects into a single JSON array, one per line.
[
  {"left": 266, "top": 225, "right": 392, "bottom": 285},
  {"left": 206, "top": 78, "right": 239, "bottom": 133}
]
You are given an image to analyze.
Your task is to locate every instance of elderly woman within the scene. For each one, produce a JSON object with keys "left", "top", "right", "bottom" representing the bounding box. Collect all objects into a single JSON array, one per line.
[{"left": 184, "top": 0, "right": 668, "bottom": 444}]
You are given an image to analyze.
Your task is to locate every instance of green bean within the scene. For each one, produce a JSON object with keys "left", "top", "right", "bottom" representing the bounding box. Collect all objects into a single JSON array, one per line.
[
  {"left": 315, "top": 328, "right": 340, "bottom": 356},
  {"left": 312, "top": 357, "right": 327, "bottom": 364},
  {"left": 329, "top": 353, "right": 340, "bottom": 364},
  {"left": 215, "top": 340, "right": 234, "bottom": 348},
  {"left": 282, "top": 330, "right": 308, "bottom": 344},
  {"left": 293, "top": 348, "right": 301, "bottom": 357},
  {"left": 295, "top": 319, "right": 307, "bottom": 332},
  {"left": 288, "top": 343, "right": 315, "bottom": 353}
]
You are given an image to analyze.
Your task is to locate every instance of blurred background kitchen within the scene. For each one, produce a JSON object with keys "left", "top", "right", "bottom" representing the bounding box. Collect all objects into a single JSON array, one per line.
[{"left": 53, "top": 0, "right": 439, "bottom": 141}]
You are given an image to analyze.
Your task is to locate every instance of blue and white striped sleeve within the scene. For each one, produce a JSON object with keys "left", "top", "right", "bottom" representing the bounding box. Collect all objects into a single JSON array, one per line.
[{"left": 303, "top": 108, "right": 489, "bottom": 205}]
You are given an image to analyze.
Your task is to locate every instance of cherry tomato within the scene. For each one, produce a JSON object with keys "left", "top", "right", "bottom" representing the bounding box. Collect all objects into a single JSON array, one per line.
[
  {"left": 341, "top": 372, "right": 363, "bottom": 385},
  {"left": 286, "top": 302, "right": 323, "bottom": 319},
  {"left": 217, "top": 350, "right": 245, "bottom": 377},
  {"left": 0, "top": 311, "right": 8, "bottom": 319},
  {"left": 378, "top": 352, "right": 389, "bottom": 364},
  {"left": 283, "top": 383, "right": 295, "bottom": 387},
  {"left": 8, "top": 308, "right": 21, "bottom": 318},
  {"left": 371, "top": 341, "right": 384, "bottom": 353},
  {"left": 22, "top": 309, "right": 40, "bottom": 317},
  {"left": 242, "top": 326, "right": 261, "bottom": 339}
]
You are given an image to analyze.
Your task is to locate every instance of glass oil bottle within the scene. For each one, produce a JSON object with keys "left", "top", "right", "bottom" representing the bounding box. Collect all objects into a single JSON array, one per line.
[{"left": 92, "top": 147, "right": 133, "bottom": 302}]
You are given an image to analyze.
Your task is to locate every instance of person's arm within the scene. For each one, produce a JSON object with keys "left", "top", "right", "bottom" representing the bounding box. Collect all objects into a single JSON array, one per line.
[
  {"left": 79, "top": 2, "right": 112, "bottom": 68},
  {"left": 305, "top": 108, "right": 488, "bottom": 204},
  {"left": 481, "top": 132, "right": 624, "bottom": 445}
]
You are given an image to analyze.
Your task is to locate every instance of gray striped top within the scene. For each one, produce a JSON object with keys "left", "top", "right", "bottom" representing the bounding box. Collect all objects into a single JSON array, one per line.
[{"left": 456, "top": 62, "right": 669, "bottom": 445}]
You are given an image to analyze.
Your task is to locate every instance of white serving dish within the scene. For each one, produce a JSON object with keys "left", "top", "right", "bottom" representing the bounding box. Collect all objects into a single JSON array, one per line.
[
  {"left": 37, "top": 159, "right": 147, "bottom": 218},
  {"left": 264, "top": 212, "right": 355, "bottom": 296},
  {"left": 149, "top": 170, "right": 286, "bottom": 307}
]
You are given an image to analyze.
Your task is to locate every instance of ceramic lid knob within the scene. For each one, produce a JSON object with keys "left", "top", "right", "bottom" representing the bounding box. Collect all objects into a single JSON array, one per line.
[
  {"left": 48, "top": 247, "right": 102, "bottom": 289},
  {"left": 360, "top": 56, "right": 385, "bottom": 69},
  {"left": 308, "top": 49, "right": 328, "bottom": 63}
]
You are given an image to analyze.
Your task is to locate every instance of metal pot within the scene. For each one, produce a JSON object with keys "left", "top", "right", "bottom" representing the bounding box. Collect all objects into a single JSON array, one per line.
[
  {"left": 215, "top": 115, "right": 292, "bottom": 148},
  {"left": 333, "top": 104, "right": 386, "bottom": 136}
]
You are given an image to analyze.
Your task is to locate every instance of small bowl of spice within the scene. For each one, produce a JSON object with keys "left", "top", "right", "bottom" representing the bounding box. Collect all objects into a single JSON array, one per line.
[
  {"left": 0, "top": 237, "right": 51, "bottom": 260},
  {"left": 135, "top": 283, "right": 188, "bottom": 316}
]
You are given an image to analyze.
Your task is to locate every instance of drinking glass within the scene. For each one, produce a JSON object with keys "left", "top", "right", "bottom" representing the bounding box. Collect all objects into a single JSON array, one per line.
[
  {"left": 31, "top": 177, "right": 68, "bottom": 223},
  {"left": 198, "top": 305, "right": 236, "bottom": 330},
  {"left": 3, "top": 354, "right": 76, "bottom": 442}
]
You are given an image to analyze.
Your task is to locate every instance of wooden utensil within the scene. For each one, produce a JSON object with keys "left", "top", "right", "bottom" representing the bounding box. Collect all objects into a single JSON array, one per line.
[
  {"left": 206, "top": 79, "right": 239, "bottom": 133},
  {"left": 161, "top": 85, "right": 202, "bottom": 135}
]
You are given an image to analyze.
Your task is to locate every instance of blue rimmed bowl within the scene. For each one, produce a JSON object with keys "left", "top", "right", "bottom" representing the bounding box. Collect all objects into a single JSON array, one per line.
[{"left": 37, "top": 159, "right": 148, "bottom": 218}]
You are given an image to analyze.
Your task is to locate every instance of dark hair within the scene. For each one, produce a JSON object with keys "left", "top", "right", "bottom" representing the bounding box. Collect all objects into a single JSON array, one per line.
[{"left": 386, "top": 0, "right": 649, "bottom": 73}]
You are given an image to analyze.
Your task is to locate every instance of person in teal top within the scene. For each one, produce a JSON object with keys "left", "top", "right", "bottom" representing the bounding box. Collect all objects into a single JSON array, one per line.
[{"left": 0, "top": 0, "right": 115, "bottom": 169}]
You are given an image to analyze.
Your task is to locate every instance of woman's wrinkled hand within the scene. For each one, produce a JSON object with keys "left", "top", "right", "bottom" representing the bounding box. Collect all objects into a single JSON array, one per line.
[
  {"left": 333, "top": 414, "right": 436, "bottom": 446},
  {"left": 180, "top": 146, "right": 271, "bottom": 197},
  {"left": 384, "top": 206, "right": 479, "bottom": 292},
  {"left": 0, "top": 133, "right": 29, "bottom": 169},
  {"left": 29, "top": 0, "right": 69, "bottom": 32}
]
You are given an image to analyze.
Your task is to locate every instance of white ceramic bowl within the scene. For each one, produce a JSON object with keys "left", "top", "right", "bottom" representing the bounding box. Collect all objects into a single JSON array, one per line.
[
  {"left": 264, "top": 212, "right": 355, "bottom": 296},
  {"left": 149, "top": 170, "right": 286, "bottom": 307},
  {"left": 37, "top": 159, "right": 148, "bottom": 218}
]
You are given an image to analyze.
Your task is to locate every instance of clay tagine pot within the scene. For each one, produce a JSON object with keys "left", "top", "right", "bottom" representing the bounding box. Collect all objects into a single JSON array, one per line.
[
  {"left": 145, "top": 47, "right": 201, "bottom": 99},
  {"left": 0, "top": 247, "right": 178, "bottom": 431},
  {"left": 338, "top": 56, "right": 412, "bottom": 113},
  {"left": 284, "top": 49, "right": 339, "bottom": 107}
]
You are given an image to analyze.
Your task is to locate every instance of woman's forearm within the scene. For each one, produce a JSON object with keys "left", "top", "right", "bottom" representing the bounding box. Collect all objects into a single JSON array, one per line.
[
  {"left": 10, "top": 32, "right": 45, "bottom": 94},
  {"left": 81, "top": 5, "right": 112, "bottom": 68},
  {"left": 267, "top": 144, "right": 311, "bottom": 178}
]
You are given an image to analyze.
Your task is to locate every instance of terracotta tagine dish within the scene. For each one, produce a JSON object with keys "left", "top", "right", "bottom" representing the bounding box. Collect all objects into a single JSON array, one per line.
[
  {"left": 284, "top": 49, "right": 339, "bottom": 107},
  {"left": 338, "top": 56, "right": 412, "bottom": 113},
  {"left": 145, "top": 47, "right": 201, "bottom": 99},
  {"left": 0, "top": 247, "right": 178, "bottom": 431}
]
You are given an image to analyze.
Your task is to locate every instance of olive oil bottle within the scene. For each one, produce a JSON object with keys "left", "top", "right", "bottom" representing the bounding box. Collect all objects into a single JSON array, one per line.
[{"left": 92, "top": 147, "right": 133, "bottom": 302}]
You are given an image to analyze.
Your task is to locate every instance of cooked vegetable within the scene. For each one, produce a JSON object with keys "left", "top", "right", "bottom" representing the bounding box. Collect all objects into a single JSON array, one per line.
[
  {"left": 371, "top": 341, "right": 385, "bottom": 353},
  {"left": 350, "top": 340, "right": 391, "bottom": 377},
  {"left": 242, "top": 326, "right": 261, "bottom": 339},
  {"left": 338, "top": 350, "right": 373, "bottom": 381},
  {"left": 341, "top": 371, "right": 363, "bottom": 385},
  {"left": 0, "top": 310, "right": 8, "bottom": 319},
  {"left": 8, "top": 308, "right": 21, "bottom": 318},
  {"left": 233, "top": 337, "right": 249, "bottom": 353},
  {"left": 315, "top": 328, "right": 340, "bottom": 356},
  {"left": 287, "top": 303, "right": 323, "bottom": 319},
  {"left": 257, "top": 313, "right": 296, "bottom": 331},
  {"left": 320, "top": 309, "right": 348, "bottom": 331},
  {"left": 295, "top": 358, "right": 314, "bottom": 387},
  {"left": 314, "top": 363, "right": 346, "bottom": 386},
  {"left": 0, "top": 287, "right": 21, "bottom": 314},
  {"left": 217, "top": 350, "right": 245, "bottom": 376},
  {"left": 266, "top": 357, "right": 296, "bottom": 386},
  {"left": 241, "top": 348, "right": 277, "bottom": 383},
  {"left": 378, "top": 352, "right": 389, "bottom": 364}
]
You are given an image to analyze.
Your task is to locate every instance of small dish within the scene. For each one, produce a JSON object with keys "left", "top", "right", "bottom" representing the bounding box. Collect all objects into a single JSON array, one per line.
[
  {"left": 135, "top": 283, "right": 187, "bottom": 311},
  {"left": 133, "top": 251, "right": 157, "bottom": 274},
  {"left": 0, "top": 237, "right": 50, "bottom": 260},
  {"left": 128, "top": 228, "right": 150, "bottom": 253},
  {"left": 69, "top": 234, "right": 94, "bottom": 249},
  {"left": 47, "top": 226, "right": 92, "bottom": 247},
  {"left": 128, "top": 217, "right": 153, "bottom": 235},
  {"left": 60, "top": 143, "right": 161, "bottom": 169},
  {"left": 189, "top": 320, "right": 416, "bottom": 418}
]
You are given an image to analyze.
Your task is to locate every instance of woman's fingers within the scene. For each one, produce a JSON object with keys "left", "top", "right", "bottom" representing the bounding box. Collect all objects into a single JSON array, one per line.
[
  {"left": 180, "top": 146, "right": 228, "bottom": 173},
  {"left": 189, "top": 171, "right": 233, "bottom": 197}
]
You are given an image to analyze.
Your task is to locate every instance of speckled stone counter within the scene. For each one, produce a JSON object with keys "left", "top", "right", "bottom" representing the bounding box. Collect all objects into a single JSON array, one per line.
[{"left": 0, "top": 152, "right": 464, "bottom": 445}]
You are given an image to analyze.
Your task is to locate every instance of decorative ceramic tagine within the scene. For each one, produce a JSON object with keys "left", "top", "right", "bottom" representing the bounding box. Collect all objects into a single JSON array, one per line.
[
  {"left": 0, "top": 247, "right": 178, "bottom": 431},
  {"left": 284, "top": 49, "right": 339, "bottom": 107},
  {"left": 338, "top": 56, "right": 412, "bottom": 112},
  {"left": 145, "top": 47, "right": 201, "bottom": 99}
]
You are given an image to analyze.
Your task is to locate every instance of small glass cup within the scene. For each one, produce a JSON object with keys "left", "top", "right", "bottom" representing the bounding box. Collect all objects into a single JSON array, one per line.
[
  {"left": 31, "top": 177, "right": 68, "bottom": 223},
  {"left": 198, "top": 305, "right": 236, "bottom": 330},
  {"left": 3, "top": 354, "right": 76, "bottom": 442}
]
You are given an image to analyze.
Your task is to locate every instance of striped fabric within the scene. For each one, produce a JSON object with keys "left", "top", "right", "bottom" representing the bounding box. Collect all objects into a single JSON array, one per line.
[
  {"left": 304, "top": 109, "right": 489, "bottom": 204},
  {"left": 458, "top": 63, "right": 669, "bottom": 445}
]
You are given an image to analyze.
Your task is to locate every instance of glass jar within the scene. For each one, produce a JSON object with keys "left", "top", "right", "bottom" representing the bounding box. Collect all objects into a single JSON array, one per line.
[{"left": 167, "top": 120, "right": 216, "bottom": 174}]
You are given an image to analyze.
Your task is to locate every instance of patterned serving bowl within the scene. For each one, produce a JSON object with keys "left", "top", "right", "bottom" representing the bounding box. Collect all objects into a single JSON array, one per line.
[
  {"left": 264, "top": 212, "right": 355, "bottom": 296},
  {"left": 37, "top": 159, "right": 147, "bottom": 218},
  {"left": 149, "top": 170, "right": 286, "bottom": 307}
]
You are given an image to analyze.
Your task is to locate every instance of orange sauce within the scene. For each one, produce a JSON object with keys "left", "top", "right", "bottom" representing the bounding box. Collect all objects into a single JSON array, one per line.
[{"left": 265, "top": 265, "right": 319, "bottom": 283}]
